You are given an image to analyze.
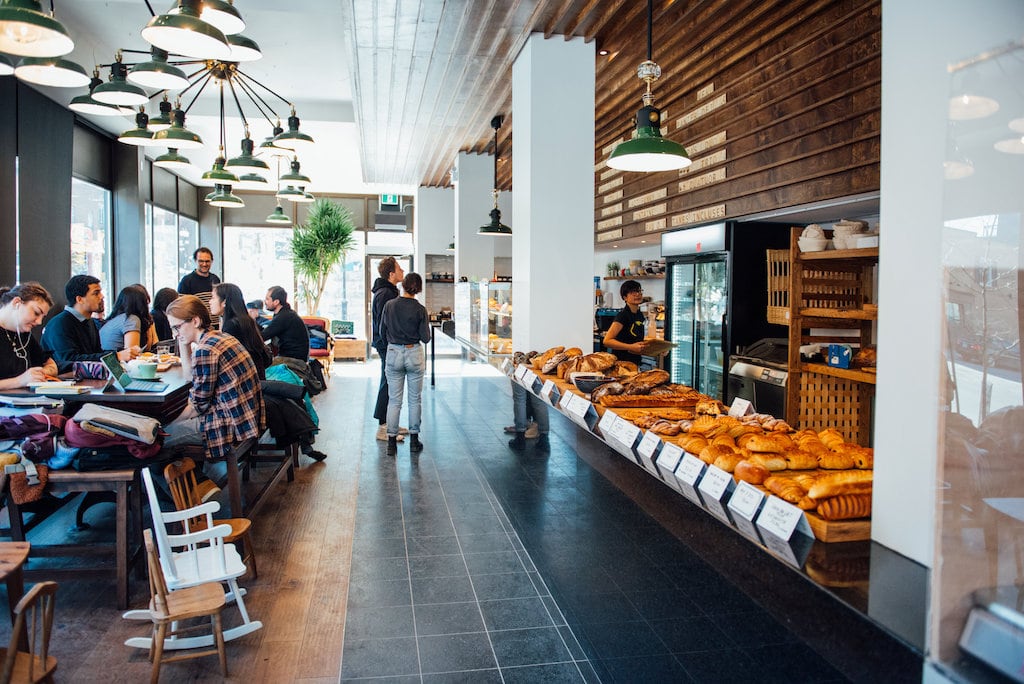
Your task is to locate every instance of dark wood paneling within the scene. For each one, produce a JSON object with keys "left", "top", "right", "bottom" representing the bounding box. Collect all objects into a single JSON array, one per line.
[
  {"left": 152, "top": 166, "right": 177, "bottom": 211},
  {"left": 72, "top": 124, "right": 111, "bottom": 188},
  {"left": 17, "top": 84, "right": 73, "bottom": 303},
  {"left": 0, "top": 79, "right": 15, "bottom": 285},
  {"left": 112, "top": 144, "right": 145, "bottom": 292}
]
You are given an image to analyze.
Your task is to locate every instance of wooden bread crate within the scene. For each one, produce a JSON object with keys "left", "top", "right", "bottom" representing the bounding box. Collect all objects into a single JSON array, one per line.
[
  {"left": 797, "top": 369, "right": 874, "bottom": 445},
  {"left": 766, "top": 249, "right": 790, "bottom": 325}
]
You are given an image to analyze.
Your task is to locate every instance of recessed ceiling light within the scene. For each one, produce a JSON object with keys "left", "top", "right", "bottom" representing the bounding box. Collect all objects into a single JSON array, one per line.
[{"left": 599, "top": 49, "right": 609, "bottom": 56}]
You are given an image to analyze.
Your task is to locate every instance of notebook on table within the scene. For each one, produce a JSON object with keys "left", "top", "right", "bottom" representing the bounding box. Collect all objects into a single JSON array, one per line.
[{"left": 99, "top": 352, "right": 168, "bottom": 393}]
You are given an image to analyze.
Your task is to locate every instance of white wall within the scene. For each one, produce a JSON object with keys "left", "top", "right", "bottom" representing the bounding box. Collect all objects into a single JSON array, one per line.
[
  {"left": 414, "top": 186, "right": 455, "bottom": 276},
  {"left": 454, "top": 151, "right": 512, "bottom": 281}
]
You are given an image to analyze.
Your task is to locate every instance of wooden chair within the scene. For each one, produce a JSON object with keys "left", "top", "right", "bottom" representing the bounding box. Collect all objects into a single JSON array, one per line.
[
  {"left": 302, "top": 315, "right": 333, "bottom": 379},
  {"left": 142, "top": 529, "right": 227, "bottom": 684},
  {"left": 0, "top": 581, "right": 58, "bottom": 684},
  {"left": 123, "top": 468, "right": 262, "bottom": 652},
  {"left": 163, "top": 457, "right": 258, "bottom": 578}
]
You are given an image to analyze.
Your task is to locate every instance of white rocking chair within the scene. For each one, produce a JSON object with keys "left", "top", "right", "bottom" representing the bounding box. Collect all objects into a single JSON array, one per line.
[{"left": 123, "top": 467, "right": 263, "bottom": 651}]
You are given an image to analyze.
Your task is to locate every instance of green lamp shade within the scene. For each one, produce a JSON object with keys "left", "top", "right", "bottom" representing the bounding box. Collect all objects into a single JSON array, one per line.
[
  {"left": 93, "top": 72, "right": 148, "bottom": 106},
  {"left": 446, "top": 241, "right": 455, "bottom": 252},
  {"left": 290, "top": 190, "right": 315, "bottom": 204},
  {"left": 205, "top": 183, "right": 244, "bottom": 208},
  {"left": 227, "top": 33, "right": 261, "bottom": 62},
  {"left": 69, "top": 93, "right": 122, "bottom": 116},
  {"left": 127, "top": 51, "right": 189, "bottom": 90},
  {"left": 266, "top": 204, "right": 291, "bottom": 224},
  {"left": 153, "top": 110, "right": 204, "bottom": 149},
  {"left": 143, "top": 2, "right": 231, "bottom": 60},
  {"left": 233, "top": 173, "right": 268, "bottom": 191},
  {"left": 279, "top": 158, "right": 311, "bottom": 186},
  {"left": 201, "top": 159, "right": 239, "bottom": 186},
  {"left": 607, "top": 124, "right": 692, "bottom": 172},
  {"left": 0, "top": 0, "right": 74, "bottom": 57},
  {"left": 14, "top": 56, "right": 88, "bottom": 88},
  {"left": 154, "top": 148, "right": 192, "bottom": 171},
  {"left": 478, "top": 208, "right": 511, "bottom": 236},
  {"left": 147, "top": 97, "right": 174, "bottom": 132},
  {"left": 276, "top": 185, "right": 304, "bottom": 201},
  {"left": 273, "top": 112, "right": 315, "bottom": 152},
  {"left": 0, "top": 54, "right": 13, "bottom": 75},
  {"left": 118, "top": 111, "right": 159, "bottom": 147},
  {"left": 225, "top": 137, "right": 270, "bottom": 175},
  {"left": 167, "top": 0, "right": 244, "bottom": 35}
]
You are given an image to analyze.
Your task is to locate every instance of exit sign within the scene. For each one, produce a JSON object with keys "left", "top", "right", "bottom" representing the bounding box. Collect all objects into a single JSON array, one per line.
[{"left": 380, "top": 194, "right": 400, "bottom": 206}]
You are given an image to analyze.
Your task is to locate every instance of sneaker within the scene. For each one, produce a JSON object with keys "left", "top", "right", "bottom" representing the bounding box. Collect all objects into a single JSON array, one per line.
[
  {"left": 376, "top": 425, "right": 404, "bottom": 442},
  {"left": 503, "top": 425, "right": 517, "bottom": 434},
  {"left": 398, "top": 426, "right": 410, "bottom": 435},
  {"left": 195, "top": 479, "right": 221, "bottom": 503},
  {"left": 524, "top": 423, "right": 540, "bottom": 439}
]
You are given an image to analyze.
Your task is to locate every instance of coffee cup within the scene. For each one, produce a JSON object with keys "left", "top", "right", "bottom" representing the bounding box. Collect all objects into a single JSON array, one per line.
[{"left": 127, "top": 360, "right": 158, "bottom": 379}]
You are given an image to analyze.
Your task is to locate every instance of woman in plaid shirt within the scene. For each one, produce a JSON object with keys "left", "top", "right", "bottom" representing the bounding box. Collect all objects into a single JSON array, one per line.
[{"left": 163, "top": 295, "right": 265, "bottom": 463}]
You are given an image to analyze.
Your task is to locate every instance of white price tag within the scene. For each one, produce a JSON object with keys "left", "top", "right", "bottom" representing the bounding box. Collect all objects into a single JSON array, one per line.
[
  {"left": 732, "top": 514, "right": 763, "bottom": 544},
  {"left": 514, "top": 364, "right": 528, "bottom": 381},
  {"left": 697, "top": 465, "right": 732, "bottom": 502},
  {"left": 756, "top": 496, "right": 812, "bottom": 541},
  {"left": 637, "top": 430, "right": 663, "bottom": 460},
  {"left": 656, "top": 442, "right": 684, "bottom": 489},
  {"left": 558, "top": 389, "right": 574, "bottom": 411},
  {"left": 522, "top": 368, "right": 539, "bottom": 390},
  {"left": 675, "top": 454, "right": 705, "bottom": 487},
  {"left": 540, "top": 380, "right": 560, "bottom": 406},
  {"left": 566, "top": 393, "right": 597, "bottom": 431},
  {"left": 501, "top": 358, "right": 513, "bottom": 376},
  {"left": 597, "top": 409, "right": 619, "bottom": 438},
  {"left": 614, "top": 420, "right": 641, "bottom": 452},
  {"left": 728, "top": 397, "right": 754, "bottom": 417},
  {"left": 728, "top": 481, "right": 766, "bottom": 521},
  {"left": 703, "top": 495, "right": 733, "bottom": 525}
]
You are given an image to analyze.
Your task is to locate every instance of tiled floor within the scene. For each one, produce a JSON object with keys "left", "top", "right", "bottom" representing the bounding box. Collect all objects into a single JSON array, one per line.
[{"left": 339, "top": 361, "right": 851, "bottom": 683}]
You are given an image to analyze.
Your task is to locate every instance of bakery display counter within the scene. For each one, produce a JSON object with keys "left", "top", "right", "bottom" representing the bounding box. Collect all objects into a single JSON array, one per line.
[{"left": 454, "top": 280, "right": 512, "bottom": 359}]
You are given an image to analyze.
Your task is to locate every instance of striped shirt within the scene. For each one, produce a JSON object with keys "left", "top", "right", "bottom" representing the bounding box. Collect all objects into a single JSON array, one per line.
[{"left": 190, "top": 330, "right": 264, "bottom": 461}]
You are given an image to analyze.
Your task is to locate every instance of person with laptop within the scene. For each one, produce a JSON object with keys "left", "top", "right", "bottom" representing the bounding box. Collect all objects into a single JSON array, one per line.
[
  {"left": 261, "top": 286, "right": 309, "bottom": 362},
  {"left": 0, "top": 282, "right": 59, "bottom": 389},
  {"left": 163, "top": 295, "right": 264, "bottom": 473},
  {"left": 42, "top": 275, "right": 131, "bottom": 373}
]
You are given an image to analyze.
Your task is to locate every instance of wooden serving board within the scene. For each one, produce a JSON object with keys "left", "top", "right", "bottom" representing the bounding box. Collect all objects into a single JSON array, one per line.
[{"left": 804, "top": 511, "right": 871, "bottom": 543}]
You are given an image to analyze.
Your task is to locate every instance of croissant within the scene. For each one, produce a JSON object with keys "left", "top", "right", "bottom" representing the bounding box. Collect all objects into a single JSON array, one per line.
[
  {"left": 713, "top": 453, "right": 743, "bottom": 473},
  {"left": 816, "top": 494, "right": 872, "bottom": 520},
  {"left": 764, "top": 476, "right": 807, "bottom": 504}
]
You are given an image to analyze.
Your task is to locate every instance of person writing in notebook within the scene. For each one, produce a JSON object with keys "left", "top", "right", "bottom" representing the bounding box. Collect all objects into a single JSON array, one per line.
[{"left": 0, "top": 282, "right": 58, "bottom": 389}]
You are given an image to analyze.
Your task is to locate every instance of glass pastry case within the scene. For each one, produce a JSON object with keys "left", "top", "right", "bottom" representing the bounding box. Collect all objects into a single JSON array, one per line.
[{"left": 454, "top": 281, "right": 512, "bottom": 357}]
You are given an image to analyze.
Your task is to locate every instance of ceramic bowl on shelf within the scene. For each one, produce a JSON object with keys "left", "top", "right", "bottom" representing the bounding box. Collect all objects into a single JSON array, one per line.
[
  {"left": 798, "top": 237, "right": 829, "bottom": 252},
  {"left": 570, "top": 372, "right": 615, "bottom": 394}
]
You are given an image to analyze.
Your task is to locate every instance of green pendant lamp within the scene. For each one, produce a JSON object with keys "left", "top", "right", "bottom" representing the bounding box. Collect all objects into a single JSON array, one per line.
[
  {"left": 266, "top": 203, "right": 291, "bottom": 224},
  {"left": 167, "top": 0, "right": 244, "bottom": 35},
  {"left": 275, "top": 185, "right": 305, "bottom": 202},
  {"left": 227, "top": 33, "right": 261, "bottom": 62},
  {"left": 258, "top": 120, "right": 290, "bottom": 156},
  {"left": 69, "top": 68, "right": 123, "bottom": 116},
  {"left": 118, "top": 108, "right": 158, "bottom": 147},
  {"left": 93, "top": 55, "right": 149, "bottom": 107},
  {"left": 273, "top": 106, "right": 315, "bottom": 152},
  {"left": 154, "top": 148, "right": 192, "bottom": 171},
  {"left": 233, "top": 172, "right": 269, "bottom": 191},
  {"left": 205, "top": 183, "right": 244, "bottom": 208},
  {"left": 127, "top": 46, "right": 189, "bottom": 91},
  {"left": 202, "top": 150, "right": 239, "bottom": 186},
  {"left": 446, "top": 238, "right": 455, "bottom": 252},
  {"left": 147, "top": 95, "right": 173, "bottom": 132},
  {"left": 225, "top": 131, "right": 270, "bottom": 176},
  {"left": 607, "top": 0, "right": 691, "bottom": 172},
  {"left": 478, "top": 115, "right": 511, "bottom": 236},
  {"left": 0, "top": 0, "right": 74, "bottom": 58},
  {"left": 279, "top": 156, "right": 311, "bottom": 187},
  {"left": 143, "top": 0, "right": 230, "bottom": 60},
  {"left": 152, "top": 105, "right": 204, "bottom": 149},
  {"left": 13, "top": 55, "right": 88, "bottom": 87}
]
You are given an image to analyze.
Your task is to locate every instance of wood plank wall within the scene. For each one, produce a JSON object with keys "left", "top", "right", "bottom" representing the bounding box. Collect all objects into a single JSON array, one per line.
[{"left": 593, "top": 0, "right": 881, "bottom": 244}]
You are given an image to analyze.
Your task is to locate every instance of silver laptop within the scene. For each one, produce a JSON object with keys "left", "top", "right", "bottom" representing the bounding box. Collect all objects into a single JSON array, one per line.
[{"left": 99, "top": 352, "right": 168, "bottom": 392}]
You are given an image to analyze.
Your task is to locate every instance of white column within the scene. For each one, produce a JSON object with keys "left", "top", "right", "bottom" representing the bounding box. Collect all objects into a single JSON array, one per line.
[
  {"left": 414, "top": 186, "right": 455, "bottom": 276},
  {"left": 454, "top": 151, "right": 510, "bottom": 281},
  {"left": 511, "top": 34, "right": 595, "bottom": 354}
]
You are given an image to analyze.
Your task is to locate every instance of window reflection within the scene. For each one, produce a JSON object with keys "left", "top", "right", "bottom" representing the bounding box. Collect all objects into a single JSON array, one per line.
[{"left": 70, "top": 178, "right": 111, "bottom": 298}]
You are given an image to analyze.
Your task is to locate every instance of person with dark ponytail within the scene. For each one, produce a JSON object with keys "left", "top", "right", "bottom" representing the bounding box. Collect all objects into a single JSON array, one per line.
[
  {"left": 210, "top": 283, "right": 272, "bottom": 378},
  {"left": 151, "top": 287, "right": 178, "bottom": 342},
  {"left": 0, "top": 282, "right": 58, "bottom": 389},
  {"left": 100, "top": 284, "right": 156, "bottom": 354}
]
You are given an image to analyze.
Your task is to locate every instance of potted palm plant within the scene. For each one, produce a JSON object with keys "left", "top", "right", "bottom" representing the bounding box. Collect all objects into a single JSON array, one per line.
[{"left": 290, "top": 198, "right": 356, "bottom": 315}]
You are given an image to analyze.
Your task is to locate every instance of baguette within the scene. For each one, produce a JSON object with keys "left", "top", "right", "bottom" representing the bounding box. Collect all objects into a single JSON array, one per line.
[
  {"left": 600, "top": 395, "right": 698, "bottom": 408},
  {"left": 807, "top": 471, "right": 873, "bottom": 500},
  {"left": 733, "top": 460, "right": 769, "bottom": 485},
  {"left": 816, "top": 494, "right": 872, "bottom": 520}
]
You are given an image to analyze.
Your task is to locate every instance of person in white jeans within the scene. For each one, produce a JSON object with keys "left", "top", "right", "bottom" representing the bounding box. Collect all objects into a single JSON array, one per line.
[{"left": 380, "top": 273, "right": 431, "bottom": 455}]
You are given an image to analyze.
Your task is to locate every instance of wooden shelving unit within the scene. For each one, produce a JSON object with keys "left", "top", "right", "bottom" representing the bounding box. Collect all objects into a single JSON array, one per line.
[
  {"left": 785, "top": 228, "right": 878, "bottom": 445},
  {"left": 603, "top": 274, "right": 666, "bottom": 280}
]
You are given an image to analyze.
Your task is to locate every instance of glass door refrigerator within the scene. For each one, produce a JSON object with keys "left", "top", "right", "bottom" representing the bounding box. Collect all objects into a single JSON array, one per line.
[{"left": 663, "top": 221, "right": 790, "bottom": 402}]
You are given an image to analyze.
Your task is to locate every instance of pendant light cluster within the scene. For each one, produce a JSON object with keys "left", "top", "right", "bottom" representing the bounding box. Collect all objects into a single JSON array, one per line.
[
  {"left": 607, "top": 0, "right": 691, "bottom": 173},
  {"left": 478, "top": 115, "right": 511, "bottom": 236},
  {"left": 0, "top": 0, "right": 88, "bottom": 89},
  {"left": 56, "top": 0, "right": 316, "bottom": 214}
]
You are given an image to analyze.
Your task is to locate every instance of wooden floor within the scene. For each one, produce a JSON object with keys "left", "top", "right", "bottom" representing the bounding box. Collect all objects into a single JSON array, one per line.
[{"left": 0, "top": 365, "right": 364, "bottom": 683}]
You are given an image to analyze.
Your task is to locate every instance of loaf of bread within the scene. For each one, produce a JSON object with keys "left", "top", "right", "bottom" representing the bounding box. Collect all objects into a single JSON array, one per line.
[
  {"left": 713, "top": 453, "right": 743, "bottom": 473},
  {"left": 622, "top": 369, "right": 670, "bottom": 394},
  {"left": 600, "top": 395, "right": 697, "bottom": 408},
  {"left": 607, "top": 361, "right": 638, "bottom": 378},
  {"left": 807, "top": 471, "right": 873, "bottom": 500},
  {"left": 733, "top": 460, "right": 770, "bottom": 485},
  {"left": 764, "top": 476, "right": 807, "bottom": 504},
  {"left": 532, "top": 346, "right": 564, "bottom": 369},
  {"left": 748, "top": 453, "right": 788, "bottom": 471},
  {"left": 564, "top": 347, "right": 583, "bottom": 358},
  {"left": 816, "top": 451, "right": 856, "bottom": 470},
  {"left": 784, "top": 450, "right": 819, "bottom": 471},
  {"left": 557, "top": 356, "right": 583, "bottom": 379},
  {"left": 542, "top": 352, "right": 568, "bottom": 374},
  {"left": 695, "top": 399, "right": 724, "bottom": 416},
  {"left": 580, "top": 352, "right": 617, "bottom": 373},
  {"left": 816, "top": 494, "right": 872, "bottom": 520}
]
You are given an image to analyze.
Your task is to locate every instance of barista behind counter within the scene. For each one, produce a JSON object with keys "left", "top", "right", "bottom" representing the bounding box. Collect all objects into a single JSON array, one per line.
[{"left": 602, "top": 279, "right": 649, "bottom": 365}]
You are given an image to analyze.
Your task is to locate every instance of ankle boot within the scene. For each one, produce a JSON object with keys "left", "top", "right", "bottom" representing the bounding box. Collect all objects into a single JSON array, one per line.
[
  {"left": 409, "top": 434, "right": 424, "bottom": 452},
  {"left": 535, "top": 433, "right": 550, "bottom": 451},
  {"left": 508, "top": 432, "right": 526, "bottom": 451},
  {"left": 386, "top": 436, "right": 397, "bottom": 456}
]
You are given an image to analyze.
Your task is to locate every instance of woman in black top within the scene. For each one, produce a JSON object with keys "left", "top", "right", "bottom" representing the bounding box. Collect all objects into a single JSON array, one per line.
[
  {"left": 0, "top": 282, "right": 58, "bottom": 389},
  {"left": 151, "top": 287, "right": 178, "bottom": 342},
  {"left": 380, "top": 273, "right": 431, "bottom": 455},
  {"left": 211, "top": 283, "right": 273, "bottom": 379},
  {"left": 602, "top": 279, "right": 649, "bottom": 364}
]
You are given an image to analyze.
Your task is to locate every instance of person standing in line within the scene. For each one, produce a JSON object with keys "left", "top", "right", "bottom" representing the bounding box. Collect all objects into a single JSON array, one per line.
[
  {"left": 0, "top": 282, "right": 58, "bottom": 389},
  {"left": 370, "top": 256, "right": 407, "bottom": 442},
  {"left": 177, "top": 247, "right": 221, "bottom": 325},
  {"left": 379, "top": 272, "right": 431, "bottom": 456}
]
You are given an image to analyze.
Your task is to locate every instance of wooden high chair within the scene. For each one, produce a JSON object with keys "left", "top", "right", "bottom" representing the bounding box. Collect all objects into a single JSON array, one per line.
[
  {"left": 163, "top": 457, "right": 258, "bottom": 578},
  {"left": 0, "top": 581, "right": 58, "bottom": 684}
]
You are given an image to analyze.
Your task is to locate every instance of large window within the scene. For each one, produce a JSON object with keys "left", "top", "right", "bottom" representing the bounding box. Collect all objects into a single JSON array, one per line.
[
  {"left": 144, "top": 204, "right": 200, "bottom": 294},
  {"left": 70, "top": 178, "right": 112, "bottom": 298}
]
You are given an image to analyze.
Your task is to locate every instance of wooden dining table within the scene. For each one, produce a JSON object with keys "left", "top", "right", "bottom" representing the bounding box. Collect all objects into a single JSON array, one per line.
[{"left": 0, "top": 541, "right": 30, "bottom": 649}]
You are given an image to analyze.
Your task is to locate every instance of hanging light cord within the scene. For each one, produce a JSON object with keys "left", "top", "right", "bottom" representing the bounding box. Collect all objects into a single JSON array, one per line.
[
  {"left": 143, "top": 0, "right": 156, "bottom": 17},
  {"left": 646, "top": 0, "right": 653, "bottom": 62},
  {"left": 492, "top": 126, "right": 499, "bottom": 191}
]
